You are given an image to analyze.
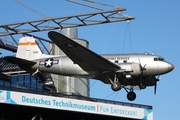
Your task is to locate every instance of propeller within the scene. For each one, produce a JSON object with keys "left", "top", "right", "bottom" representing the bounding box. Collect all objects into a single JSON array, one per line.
[
  {"left": 138, "top": 56, "right": 146, "bottom": 72},
  {"left": 138, "top": 57, "right": 146, "bottom": 87},
  {"left": 154, "top": 81, "right": 157, "bottom": 95},
  {"left": 154, "top": 76, "right": 161, "bottom": 95}
]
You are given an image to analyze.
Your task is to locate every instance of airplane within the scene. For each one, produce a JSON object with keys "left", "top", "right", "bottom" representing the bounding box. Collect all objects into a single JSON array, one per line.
[{"left": 4, "top": 31, "right": 174, "bottom": 101}]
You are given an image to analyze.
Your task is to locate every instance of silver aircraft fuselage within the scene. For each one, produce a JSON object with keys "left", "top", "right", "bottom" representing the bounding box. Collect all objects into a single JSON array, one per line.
[{"left": 32, "top": 53, "right": 174, "bottom": 79}]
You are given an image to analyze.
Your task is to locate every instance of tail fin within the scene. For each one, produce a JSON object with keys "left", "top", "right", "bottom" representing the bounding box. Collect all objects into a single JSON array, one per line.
[{"left": 16, "top": 36, "right": 43, "bottom": 60}]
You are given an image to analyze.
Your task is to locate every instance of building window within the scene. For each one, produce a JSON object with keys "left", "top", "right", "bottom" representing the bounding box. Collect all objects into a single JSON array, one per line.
[{"left": 0, "top": 74, "right": 48, "bottom": 93}]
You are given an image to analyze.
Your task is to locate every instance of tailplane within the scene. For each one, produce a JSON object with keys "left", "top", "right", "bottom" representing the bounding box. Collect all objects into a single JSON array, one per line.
[{"left": 16, "top": 36, "right": 43, "bottom": 60}]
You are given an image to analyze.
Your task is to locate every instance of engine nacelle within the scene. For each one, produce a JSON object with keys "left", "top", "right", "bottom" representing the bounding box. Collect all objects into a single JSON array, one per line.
[{"left": 118, "top": 63, "right": 141, "bottom": 76}]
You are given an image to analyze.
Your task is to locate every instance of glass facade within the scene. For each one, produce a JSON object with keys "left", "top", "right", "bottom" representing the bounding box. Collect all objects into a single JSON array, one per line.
[{"left": 0, "top": 74, "right": 49, "bottom": 94}]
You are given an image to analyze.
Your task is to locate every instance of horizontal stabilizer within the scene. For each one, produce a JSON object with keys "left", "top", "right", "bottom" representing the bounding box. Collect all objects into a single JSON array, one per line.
[
  {"left": 4, "top": 56, "right": 36, "bottom": 71},
  {"left": 2, "top": 70, "right": 29, "bottom": 76}
]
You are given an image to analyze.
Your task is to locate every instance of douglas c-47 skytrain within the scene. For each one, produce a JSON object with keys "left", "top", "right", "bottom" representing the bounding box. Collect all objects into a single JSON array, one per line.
[{"left": 4, "top": 31, "right": 174, "bottom": 101}]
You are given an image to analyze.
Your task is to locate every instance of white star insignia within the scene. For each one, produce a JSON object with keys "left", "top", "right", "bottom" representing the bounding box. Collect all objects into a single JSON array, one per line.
[{"left": 45, "top": 59, "right": 52, "bottom": 66}]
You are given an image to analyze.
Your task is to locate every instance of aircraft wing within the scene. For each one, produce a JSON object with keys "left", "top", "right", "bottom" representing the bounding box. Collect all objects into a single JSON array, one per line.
[{"left": 48, "top": 31, "right": 120, "bottom": 77}]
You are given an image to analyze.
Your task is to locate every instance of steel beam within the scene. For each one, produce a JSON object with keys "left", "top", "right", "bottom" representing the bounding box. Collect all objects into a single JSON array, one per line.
[{"left": 0, "top": 9, "right": 134, "bottom": 53}]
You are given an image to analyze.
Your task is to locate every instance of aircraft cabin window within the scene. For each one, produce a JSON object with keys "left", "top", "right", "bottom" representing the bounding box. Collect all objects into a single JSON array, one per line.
[
  {"left": 115, "top": 60, "right": 119, "bottom": 63},
  {"left": 123, "top": 60, "right": 127, "bottom": 63}
]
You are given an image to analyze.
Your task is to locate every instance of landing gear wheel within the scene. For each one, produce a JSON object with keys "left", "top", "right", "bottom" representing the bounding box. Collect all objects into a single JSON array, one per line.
[
  {"left": 111, "top": 82, "right": 121, "bottom": 91},
  {"left": 127, "top": 92, "right": 136, "bottom": 101}
]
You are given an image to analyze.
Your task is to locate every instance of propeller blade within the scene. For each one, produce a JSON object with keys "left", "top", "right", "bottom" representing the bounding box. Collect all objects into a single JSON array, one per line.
[
  {"left": 154, "top": 76, "right": 161, "bottom": 95},
  {"left": 154, "top": 81, "right": 157, "bottom": 95},
  {"left": 157, "top": 75, "right": 161, "bottom": 81},
  {"left": 138, "top": 57, "right": 146, "bottom": 71}
]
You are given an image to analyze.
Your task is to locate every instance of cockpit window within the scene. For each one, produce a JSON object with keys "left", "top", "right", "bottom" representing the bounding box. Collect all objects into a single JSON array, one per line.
[
  {"left": 154, "top": 58, "right": 158, "bottom": 61},
  {"left": 159, "top": 58, "right": 164, "bottom": 61},
  {"left": 154, "top": 57, "right": 164, "bottom": 61}
]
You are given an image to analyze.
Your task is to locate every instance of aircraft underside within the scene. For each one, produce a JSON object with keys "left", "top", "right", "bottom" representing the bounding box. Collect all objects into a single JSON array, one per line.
[
  {"left": 99, "top": 73, "right": 159, "bottom": 101},
  {"left": 33, "top": 69, "right": 158, "bottom": 101}
]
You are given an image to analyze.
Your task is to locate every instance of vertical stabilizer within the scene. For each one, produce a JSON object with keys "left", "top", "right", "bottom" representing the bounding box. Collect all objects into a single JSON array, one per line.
[{"left": 16, "top": 37, "right": 42, "bottom": 60}]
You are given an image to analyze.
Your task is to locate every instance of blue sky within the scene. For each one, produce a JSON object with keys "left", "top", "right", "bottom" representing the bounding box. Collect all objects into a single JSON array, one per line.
[{"left": 0, "top": 0, "right": 179, "bottom": 119}]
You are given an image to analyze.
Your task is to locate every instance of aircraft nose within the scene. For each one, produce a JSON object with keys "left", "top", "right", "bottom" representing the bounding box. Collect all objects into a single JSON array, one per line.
[
  {"left": 157, "top": 62, "right": 174, "bottom": 75},
  {"left": 168, "top": 63, "right": 174, "bottom": 72}
]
